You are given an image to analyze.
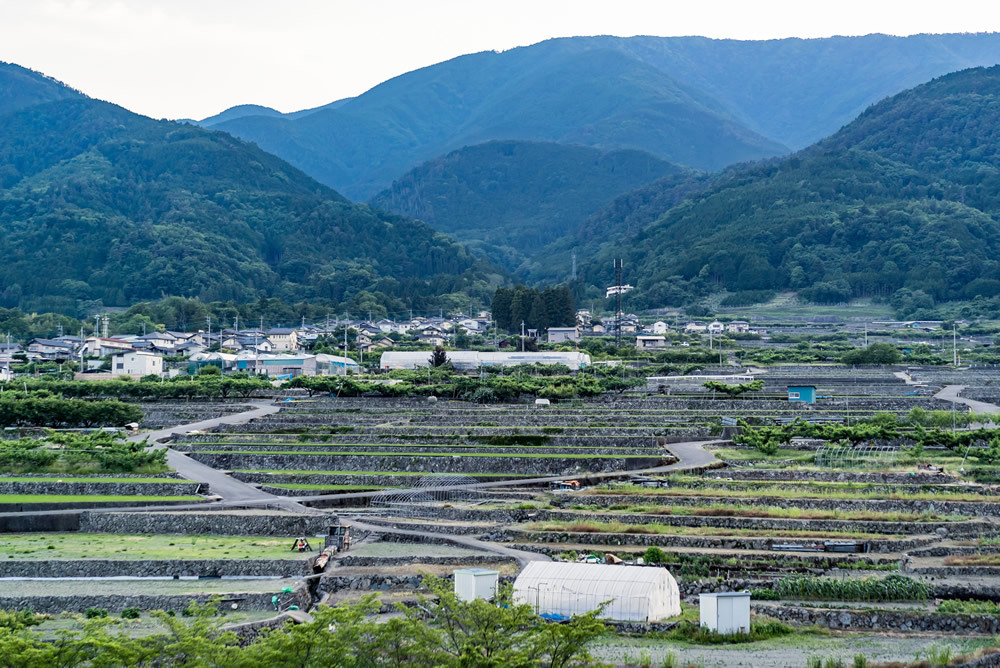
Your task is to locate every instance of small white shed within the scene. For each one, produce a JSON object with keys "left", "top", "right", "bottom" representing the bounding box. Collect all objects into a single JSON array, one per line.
[
  {"left": 699, "top": 592, "right": 750, "bottom": 634},
  {"left": 454, "top": 568, "right": 499, "bottom": 602}
]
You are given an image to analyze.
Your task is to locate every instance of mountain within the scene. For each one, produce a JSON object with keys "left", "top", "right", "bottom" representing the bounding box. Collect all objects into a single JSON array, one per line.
[
  {"left": 369, "top": 140, "right": 686, "bottom": 271},
  {"left": 580, "top": 66, "right": 1000, "bottom": 311},
  {"left": 212, "top": 43, "right": 787, "bottom": 199},
  {"left": 0, "top": 62, "right": 501, "bottom": 316},
  {"left": 205, "top": 33, "right": 1000, "bottom": 199},
  {"left": 197, "top": 104, "right": 284, "bottom": 126},
  {"left": 0, "top": 62, "right": 83, "bottom": 116}
]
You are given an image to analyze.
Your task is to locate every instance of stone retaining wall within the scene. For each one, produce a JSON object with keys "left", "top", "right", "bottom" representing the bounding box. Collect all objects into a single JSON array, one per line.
[
  {"left": 0, "top": 559, "right": 308, "bottom": 578},
  {"left": 703, "top": 470, "right": 960, "bottom": 485},
  {"left": 573, "top": 493, "right": 1000, "bottom": 519},
  {"left": 189, "top": 452, "right": 662, "bottom": 475},
  {"left": 491, "top": 529, "right": 932, "bottom": 553},
  {"left": 79, "top": 511, "right": 337, "bottom": 536},
  {"left": 433, "top": 506, "right": 981, "bottom": 537},
  {"left": 0, "top": 592, "right": 281, "bottom": 614},
  {"left": 756, "top": 603, "right": 1000, "bottom": 634},
  {"left": 0, "top": 481, "right": 207, "bottom": 496},
  {"left": 180, "top": 443, "right": 659, "bottom": 456}
]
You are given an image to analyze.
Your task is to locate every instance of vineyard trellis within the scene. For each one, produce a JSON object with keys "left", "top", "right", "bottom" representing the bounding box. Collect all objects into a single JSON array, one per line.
[{"left": 369, "top": 474, "right": 485, "bottom": 518}]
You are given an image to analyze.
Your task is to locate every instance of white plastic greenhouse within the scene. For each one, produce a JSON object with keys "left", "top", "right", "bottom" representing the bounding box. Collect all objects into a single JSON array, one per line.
[{"left": 512, "top": 562, "right": 681, "bottom": 622}]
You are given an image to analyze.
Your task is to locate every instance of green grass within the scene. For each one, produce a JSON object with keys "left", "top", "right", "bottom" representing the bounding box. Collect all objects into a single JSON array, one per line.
[
  {"left": 592, "top": 482, "right": 1000, "bottom": 504},
  {"left": 520, "top": 520, "right": 890, "bottom": 540},
  {"left": 0, "top": 533, "right": 305, "bottom": 560},
  {"left": 558, "top": 501, "right": 964, "bottom": 523},
  {"left": 0, "top": 477, "right": 185, "bottom": 484},
  {"left": 266, "top": 483, "right": 395, "bottom": 491},
  {"left": 0, "top": 494, "right": 201, "bottom": 504},
  {"left": 235, "top": 469, "right": 532, "bottom": 477},
  {"left": 196, "top": 450, "right": 656, "bottom": 459}
]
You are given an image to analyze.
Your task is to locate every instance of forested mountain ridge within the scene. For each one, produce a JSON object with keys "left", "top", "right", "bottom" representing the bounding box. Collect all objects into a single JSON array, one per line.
[
  {"left": 579, "top": 66, "right": 1000, "bottom": 312},
  {"left": 369, "top": 140, "right": 687, "bottom": 272},
  {"left": 204, "top": 33, "right": 1000, "bottom": 199},
  {"left": 211, "top": 43, "right": 787, "bottom": 198},
  {"left": 0, "top": 62, "right": 502, "bottom": 316}
]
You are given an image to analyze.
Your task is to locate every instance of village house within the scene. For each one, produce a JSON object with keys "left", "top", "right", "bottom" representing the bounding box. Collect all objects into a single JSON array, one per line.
[
  {"left": 636, "top": 335, "right": 667, "bottom": 350},
  {"left": 266, "top": 327, "right": 299, "bottom": 352},
  {"left": 112, "top": 351, "right": 164, "bottom": 377}
]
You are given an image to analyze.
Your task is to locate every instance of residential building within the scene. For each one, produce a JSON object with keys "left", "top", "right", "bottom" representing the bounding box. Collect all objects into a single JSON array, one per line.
[
  {"left": 266, "top": 328, "right": 299, "bottom": 352},
  {"left": 81, "top": 337, "right": 134, "bottom": 357},
  {"left": 112, "top": 351, "right": 164, "bottom": 376},
  {"left": 684, "top": 322, "right": 707, "bottom": 334},
  {"left": 636, "top": 335, "right": 667, "bottom": 350},
  {"left": 725, "top": 321, "right": 750, "bottom": 333},
  {"left": 707, "top": 321, "right": 725, "bottom": 334},
  {"left": 606, "top": 285, "right": 634, "bottom": 298},
  {"left": 652, "top": 321, "right": 669, "bottom": 335},
  {"left": 547, "top": 327, "right": 580, "bottom": 344}
]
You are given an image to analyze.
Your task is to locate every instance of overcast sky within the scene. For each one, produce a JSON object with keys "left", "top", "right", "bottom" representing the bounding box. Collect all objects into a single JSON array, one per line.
[{"left": 3, "top": 0, "right": 1000, "bottom": 120}]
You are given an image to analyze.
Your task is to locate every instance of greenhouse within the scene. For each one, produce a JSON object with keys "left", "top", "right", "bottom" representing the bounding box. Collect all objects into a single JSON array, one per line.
[{"left": 512, "top": 562, "right": 681, "bottom": 622}]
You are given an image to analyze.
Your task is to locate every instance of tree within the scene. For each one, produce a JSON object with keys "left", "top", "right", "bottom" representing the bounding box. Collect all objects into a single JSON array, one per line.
[
  {"left": 702, "top": 379, "right": 765, "bottom": 397},
  {"left": 429, "top": 346, "right": 448, "bottom": 367}
]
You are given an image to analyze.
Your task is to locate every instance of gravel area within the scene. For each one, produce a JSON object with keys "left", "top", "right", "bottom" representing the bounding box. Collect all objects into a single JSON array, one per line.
[{"left": 590, "top": 633, "right": 997, "bottom": 667}]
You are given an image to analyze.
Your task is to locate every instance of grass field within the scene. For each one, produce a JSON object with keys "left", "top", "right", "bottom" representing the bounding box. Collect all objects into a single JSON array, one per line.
[
  {"left": 0, "top": 495, "right": 201, "bottom": 504},
  {"left": 1, "top": 533, "right": 306, "bottom": 559},
  {"left": 0, "top": 477, "right": 183, "bottom": 483}
]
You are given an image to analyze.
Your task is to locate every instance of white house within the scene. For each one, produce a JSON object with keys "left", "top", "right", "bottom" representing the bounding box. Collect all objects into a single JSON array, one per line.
[
  {"left": 726, "top": 321, "right": 750, "bottom": 333},
  {"left": 266, "top": 328, "right": 299, "bottom": 352},
  {"left": 707, "top": 321, "right": 725, "bottom": 334},
  {"left": 684, "top": 322, "right": 707, "bottom": 334},
  {"left": 636, "top": 335, "right": 667, "bottom": 350},
  {"left": 547, "top": 327, "right": 580, "bottom": 344},
  {"left": 652, "top": 321, "right": 669, "bottom": 335},
  {"left": 112, "top": 351, "right": 163, "bottom": 376}
]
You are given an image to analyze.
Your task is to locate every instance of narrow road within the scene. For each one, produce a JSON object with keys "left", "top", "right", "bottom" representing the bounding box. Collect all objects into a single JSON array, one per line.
[
  {"left": 134, "top": 400, "right": 309, "bottom": 511},
  {"left": 347, "top": 518, "right": 549, "bottom": 567},
  {"left": 934, "top": 385, "right": 1000, "bottom": 415}
]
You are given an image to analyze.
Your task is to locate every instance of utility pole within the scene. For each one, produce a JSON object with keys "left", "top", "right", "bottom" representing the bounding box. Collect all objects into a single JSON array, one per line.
[
  {"left": 614, "top": 259, "right": 623, "bottom": 349},
  {"left": 206, "top": 316, "right": 211, "bottom": 348},
  {"left": 864, "top": 324, "right": 868, "bottom": 347},
  {"left": 521, "top": 321, "right": 525, "bottom": 352},
  {"left": 953, "top": 323, "right": 958, "bottom": 366}
]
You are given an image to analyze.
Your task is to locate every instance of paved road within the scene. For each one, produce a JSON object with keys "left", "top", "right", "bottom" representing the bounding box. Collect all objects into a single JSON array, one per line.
[
  {"left": 934, "top": 384, "right": 1000, "bottom": 415},
  {"left": 348, "top": 518, "right": 549, "bottom": 567},
  {"left": 131, "top": 400, "right": 311, "bottom": 510}
]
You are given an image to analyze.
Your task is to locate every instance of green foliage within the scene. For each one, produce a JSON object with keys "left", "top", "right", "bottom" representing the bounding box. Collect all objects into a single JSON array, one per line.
[
  {"left": 936, "top": 599, "right": 1000, "bottom": 615},
  {"left": 0, "top": 610, "right": 41, "bottom": 631},
  {"left": 664, "top": 618, "right": 794, "bottom": 644},
  {"left": 841, "top": 343, "right": 902, "bottom": 365},
  {"left": 0, "top": 394, "right": 142, "bottom": 428},
  {"left": 120, "top": 607, "right": 141, "bottom": 619},
  {"left": 643, "top": 546, "right": 668, "bottom": 564},
  {"left": 492, "top": 285, "right": 575, "bottom": 333},
  {"left": 702, "top": 379, "right": 764, "bottom": 397},
  {"left": 0, "top": 70, "right": 498, "bottom": 313},
  {"left": 0, "top": 579, "right": 608, "bottom": 667},
  {"left": 84, "top": 607, "right": 108, "bottom": 619},
  {"left": 0, "top": 430, "right": 166, "bottom": 474},
  {"left": 429, "top": 347, "right": 448, "bottom": 368},
  {"left": 774, "top": 574, "right": 927, "bottom": 602},
  {"left": 370, "top": 140, "right": 684, "bottom": 271}
]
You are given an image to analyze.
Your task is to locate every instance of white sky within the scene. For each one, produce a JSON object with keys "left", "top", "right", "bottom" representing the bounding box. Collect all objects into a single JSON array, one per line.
[{"left": 2, "top": 0, "right": 1000, "bottom": 120}]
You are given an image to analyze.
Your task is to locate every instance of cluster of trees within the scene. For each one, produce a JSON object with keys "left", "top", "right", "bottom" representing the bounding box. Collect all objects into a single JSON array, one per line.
[
  {"left": 0, "top": 79, "right": 499, "bottom": 316},
  {"left": 841, "top": 342, "right": 902, "bottom": 365},
  {"left": 0, "top": 577, "right": 605, "bottom": 667},
  {"left": 283, "top": 366, "right": 643, "bottom": 403},
  {"left": 5, "top": 375, "right": 272, "bottom": 402},
  {"left": 491, "top": 286, "right": 575, "bottom": 333},
  {"left": 702, "top": 379, "right": 764, "bottom": 397},
  {"left": 0, "top": 394, "right": 142, "bottom": 429},
  {"left": 0, "top": 430, "right": 164, "bottom": 474}
]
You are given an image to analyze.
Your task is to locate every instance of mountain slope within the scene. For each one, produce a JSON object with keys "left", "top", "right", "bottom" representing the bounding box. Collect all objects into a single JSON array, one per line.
[
  {"left": 370, "top": 140, "right": 686, "bottom": 270},
  {"left": 213, "top": 45, "right": 786, "bottom": 199},
  {"left": 0, "top": 61, "right": 82, "bottom": 116},
  {"left": 580, "top": 66, "right": 1000, "bottom": 309},
  {"left": 205, "top": 33, "right": 1000, "bottom": 199},
  {"left": 0, "top": 63, "right": 500, "bottom": 314}
]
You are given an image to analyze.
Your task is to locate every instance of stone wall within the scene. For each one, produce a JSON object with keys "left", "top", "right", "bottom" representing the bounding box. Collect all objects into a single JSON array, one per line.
[
  {"left": 0, "top": 481, "right": 207, "bottom": 496},
  {"left": 757, "top": 603, "right": 1000, "bottom": 634},
  {"left": 0, "top": 592, "right": 280, "bottom": 614},
  {"left": 189, "top": 452, "right": 662, "bottom": 475},
  {"left": 79, "top": 511, "right": 338, "bottom": 536},
  {"left": 0, "top": 559, "right": 308, "bottom": 578}
]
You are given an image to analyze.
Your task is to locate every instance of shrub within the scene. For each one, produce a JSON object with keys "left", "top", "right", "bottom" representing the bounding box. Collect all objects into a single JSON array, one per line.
[
  {"left": 85, "top": 607, "right": 108, "bottom": 619},
  {"left": 121, "top": 607, "right": 141, "bottom": 619},
  {"left": 643, "top": 546, "right": 668, "bottom": 564}
]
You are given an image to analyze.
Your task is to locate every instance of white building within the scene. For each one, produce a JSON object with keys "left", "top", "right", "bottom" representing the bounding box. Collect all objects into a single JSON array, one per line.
[
  {"left": 684, "top": 322, "right": 707, "bottom": 334},
  {"left": 707, "top": 321, "right": 725, "bottom": 334},
  {"left": 112, "top": 351, "right": 163, "bottom": 376},
  {"left": 726, "top": 321, "right": 750, "bottom": 333},
  {"left": 652, "top": 321, "right": 669, "bottom": 335},
  {"left": 266, "top": 328, "right": 299, "bottom": 352},
  {"left": 513, "top": 562, "right": 681, "bottom": 622},
  {"left": 606, "top": 285, "right": 634, "bottom": 298},
  {"left": 547, "top": 327, "right": 580, "bottom": 344},
  {"left": 699, "top": 592, "right": 750, "bottom": 634},
  {"left": 636, "top": 335, "right": 667, "bottom": 350},
  {"left": 380, "top": 350, "right": 591, "bottom": 371}
]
